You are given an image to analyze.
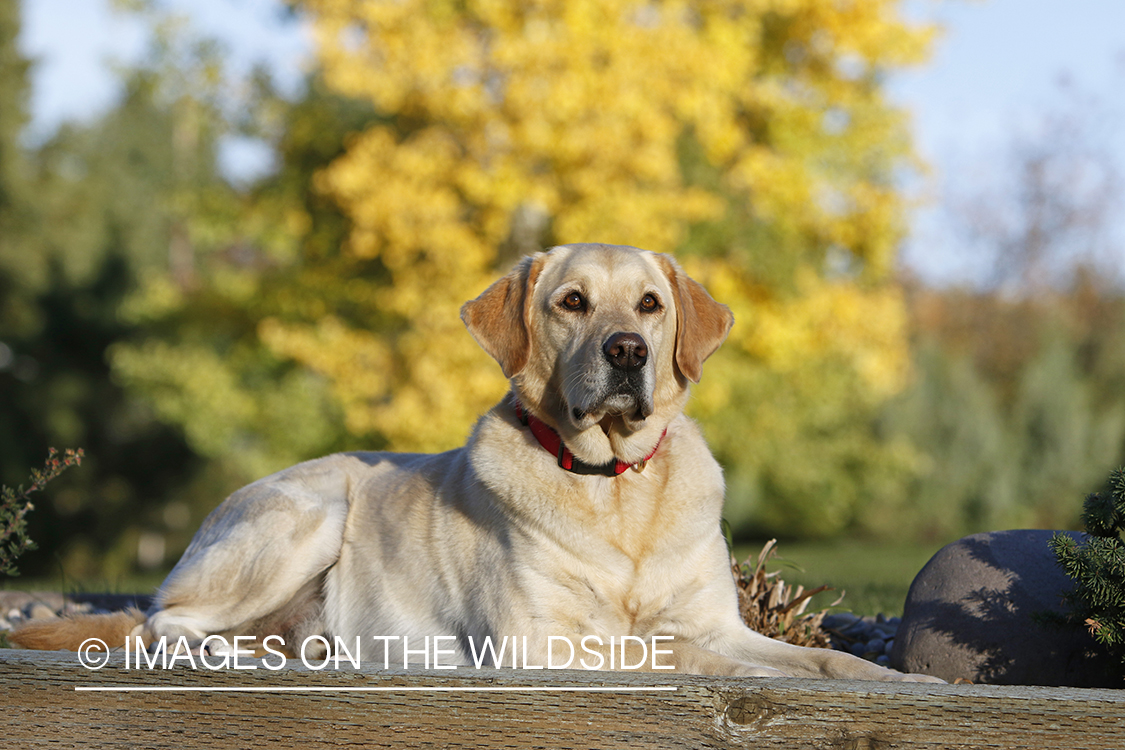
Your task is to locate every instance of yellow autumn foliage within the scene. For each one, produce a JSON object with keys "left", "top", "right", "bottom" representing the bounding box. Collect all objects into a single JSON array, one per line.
[{"left": 279, "top": 0, "right": 930, "bottom": 482}]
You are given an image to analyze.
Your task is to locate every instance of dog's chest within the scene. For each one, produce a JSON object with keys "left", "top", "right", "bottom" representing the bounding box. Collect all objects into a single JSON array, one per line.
[
  {"left": 540, "top": 535, "right": 715, "bottom": 639},
  {"left": 529, "top": 479, "right": 716, "bottom": 636},
  {"left": 539, "top": 473, "right": 678, "bottom": 566}
]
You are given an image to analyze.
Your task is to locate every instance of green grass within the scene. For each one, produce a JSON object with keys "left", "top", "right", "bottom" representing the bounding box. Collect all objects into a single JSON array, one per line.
[{"left": 733, "top": 538, "right": 950, "bottom": 617}]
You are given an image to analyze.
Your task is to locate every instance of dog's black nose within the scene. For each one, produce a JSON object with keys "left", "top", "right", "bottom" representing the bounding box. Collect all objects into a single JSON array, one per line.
[{"left": 603, "top": 332, "right": 648, "bottom": 371}]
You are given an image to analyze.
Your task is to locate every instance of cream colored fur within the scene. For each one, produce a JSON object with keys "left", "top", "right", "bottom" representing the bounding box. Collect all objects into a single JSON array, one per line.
[{"left": 13, "top": 244, "right": 939, "bottom": 681}]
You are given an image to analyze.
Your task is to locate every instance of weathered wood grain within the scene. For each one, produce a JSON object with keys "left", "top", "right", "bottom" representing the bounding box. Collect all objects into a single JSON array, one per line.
[{"left": 2, "top": 649, "right": 1122, "bottom": 749}]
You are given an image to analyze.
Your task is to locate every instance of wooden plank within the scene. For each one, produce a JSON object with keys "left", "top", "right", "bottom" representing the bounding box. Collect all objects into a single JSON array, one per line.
[{"left": 2, "top": 649, "right": 1122, "bottom": 749}]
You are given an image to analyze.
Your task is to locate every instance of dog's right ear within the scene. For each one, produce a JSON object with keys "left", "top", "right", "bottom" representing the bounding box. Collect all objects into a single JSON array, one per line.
[{"left": 461, "top": 254, "right": 544, "bottom": 378}]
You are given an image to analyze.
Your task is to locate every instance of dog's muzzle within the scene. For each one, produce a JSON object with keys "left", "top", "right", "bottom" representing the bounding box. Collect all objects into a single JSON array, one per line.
[
  {"left": 567, "top": 331, "right": 655, "bottom": 427},
  {"left": 593, "top": 331, "right": 653, "bottom": 422}
]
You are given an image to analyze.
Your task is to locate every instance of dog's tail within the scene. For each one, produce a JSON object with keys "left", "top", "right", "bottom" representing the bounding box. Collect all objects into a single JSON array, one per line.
[{"left": 8, "top": 609, "right": 147, "bottom": 651}]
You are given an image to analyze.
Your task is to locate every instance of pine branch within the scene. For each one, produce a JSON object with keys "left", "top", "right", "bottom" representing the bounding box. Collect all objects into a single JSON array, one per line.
[{"left": 1052, "top": 467, "right": 1125, "bottom": 678}]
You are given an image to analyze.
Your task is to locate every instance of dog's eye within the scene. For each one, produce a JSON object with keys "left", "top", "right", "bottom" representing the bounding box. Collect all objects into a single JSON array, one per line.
[
  {"left": 639, "top": 293, "right": 660, "bottom": 313},
  {"left": 561, "top": 291, "right": 586, "bottom": 311}
]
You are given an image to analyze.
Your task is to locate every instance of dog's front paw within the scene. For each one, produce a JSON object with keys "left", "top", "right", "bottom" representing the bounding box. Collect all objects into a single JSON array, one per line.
[
  {"left": 824, "top": 651, "right": 945, "bottom": 682},
  {"left": 860, "top": 661, "right": 944, "bottom": 683},
  {"left": 713, "top": 660, "right": 789, "bottom": 678},
  {"left": 884, "top": 670, "right": 945, "bottom": 684},
  {"left": 736, "top": 665, "right": 789, "bottom": 678}
]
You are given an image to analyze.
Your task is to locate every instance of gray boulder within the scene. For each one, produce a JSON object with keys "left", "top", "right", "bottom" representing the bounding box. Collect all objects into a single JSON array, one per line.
[{"left": 891, "top": 529, "right": 1120, "bottom": 687}]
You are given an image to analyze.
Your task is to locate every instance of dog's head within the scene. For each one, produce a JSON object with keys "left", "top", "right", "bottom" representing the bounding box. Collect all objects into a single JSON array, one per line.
[{"left": 462, "top": 243, "right": 732, "bottom": 465}]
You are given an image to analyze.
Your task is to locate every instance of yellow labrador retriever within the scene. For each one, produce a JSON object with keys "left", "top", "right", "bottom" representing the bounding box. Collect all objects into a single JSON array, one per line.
[{"left": 15, "top": 243, "right": 937, "bottom": 681}]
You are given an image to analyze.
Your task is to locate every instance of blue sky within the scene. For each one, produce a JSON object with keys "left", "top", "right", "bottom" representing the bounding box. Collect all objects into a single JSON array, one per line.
[
  {"left": 17, "top": 0, "right": 1125, "bottom": 285},
  {"left": 890, "top": 0, "right": 1125, "bottom": 284},
  {"left": 20, "top": 0, "right": 310, "bottom": 139}
]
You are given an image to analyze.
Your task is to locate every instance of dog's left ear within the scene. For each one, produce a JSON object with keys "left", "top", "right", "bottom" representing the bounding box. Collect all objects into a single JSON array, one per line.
[
  {"left": 656, "top": 254, "right": 734, "bottom": 383},
  {"left": 461, "top": 254, "right": 544, "bottom": 378}
]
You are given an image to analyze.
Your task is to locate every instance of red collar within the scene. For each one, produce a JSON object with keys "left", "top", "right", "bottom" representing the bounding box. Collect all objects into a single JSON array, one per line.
[{"left": 514, "top": 402, "right": 665, "bottom": 477}]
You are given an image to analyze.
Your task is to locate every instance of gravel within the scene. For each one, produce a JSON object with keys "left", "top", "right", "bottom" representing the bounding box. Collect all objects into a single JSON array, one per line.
[
  {"left": 823, "top": 611, "right": 900, "bottom": 666},
  {"left": 0, "top": 591, "right": 153, "bottom": 635}
]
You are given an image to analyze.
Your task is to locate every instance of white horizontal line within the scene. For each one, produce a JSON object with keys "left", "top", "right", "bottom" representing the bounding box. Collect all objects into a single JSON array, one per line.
[{"left": 76, "top": 685, "right": 678, "bottom": 693}]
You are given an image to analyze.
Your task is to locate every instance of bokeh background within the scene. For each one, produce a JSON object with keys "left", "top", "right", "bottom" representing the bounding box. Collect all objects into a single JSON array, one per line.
[{"left": 2, "top": 0, "right": 1124, "bottom": 583}]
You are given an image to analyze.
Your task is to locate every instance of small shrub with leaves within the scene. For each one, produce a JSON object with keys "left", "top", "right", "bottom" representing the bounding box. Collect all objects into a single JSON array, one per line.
[
  {"left": 1050, "top": 467, "right": 1125, "bottom": 669},
  {"left": 1, "top": 448, "right": 84, "bottom": 576},
  {"left": 732, "top": 539, "right": 839, "bottom": 648}
]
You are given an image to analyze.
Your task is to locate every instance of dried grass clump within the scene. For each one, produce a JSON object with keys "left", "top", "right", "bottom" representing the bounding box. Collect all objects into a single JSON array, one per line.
[{"left": 732, "top": 539, "right": 839, "bottom": 649}]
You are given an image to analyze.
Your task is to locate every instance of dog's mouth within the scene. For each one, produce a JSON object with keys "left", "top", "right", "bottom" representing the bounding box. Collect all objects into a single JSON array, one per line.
[{"left": 569, "top": 390, "right": 652, "bottom": 434}]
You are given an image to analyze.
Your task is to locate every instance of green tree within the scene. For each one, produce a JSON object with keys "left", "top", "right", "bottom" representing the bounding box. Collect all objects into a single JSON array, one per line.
[
  {"left": 0, "top": 3, "right": 235, "bottom": 578},
  {"left": 0, "top": 0, "right": 29, "bottom": 239},
  {"left": 882, "top": 288, "right": 1125, "bottom": 539},
  {"left": 111, "top": 72, "right": 381, "bottom": 485},
  {"left": 1010, "top": 327, "right": 1125, "bottom": 528},
  {"left": 880, "top": 338, "right": 1017, "bottom": 538},
  {"left": 0, "top": 0, "right": 32, "bottom": 343}
]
